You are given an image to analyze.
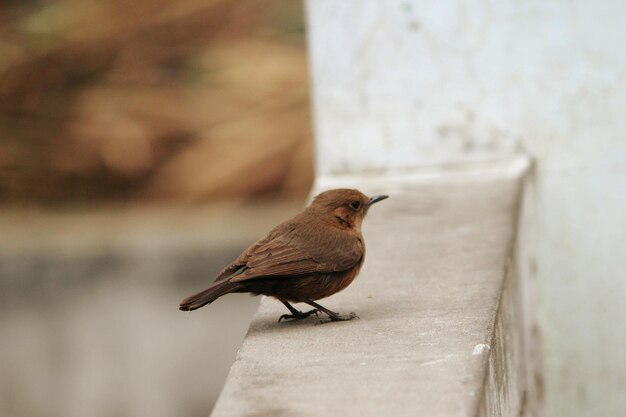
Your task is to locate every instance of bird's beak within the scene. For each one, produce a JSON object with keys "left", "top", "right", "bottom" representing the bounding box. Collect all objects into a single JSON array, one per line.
[{"left": 368, "top": 195, "right": 389, "bottom": 207}]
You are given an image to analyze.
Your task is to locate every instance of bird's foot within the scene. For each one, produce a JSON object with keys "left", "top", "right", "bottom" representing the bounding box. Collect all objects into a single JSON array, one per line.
[
  {"left": 318, "top": 311, "right": 359, "bottom": 324},
  {"left": 278, "top": 309, "right": 319, "bottom": 322}
]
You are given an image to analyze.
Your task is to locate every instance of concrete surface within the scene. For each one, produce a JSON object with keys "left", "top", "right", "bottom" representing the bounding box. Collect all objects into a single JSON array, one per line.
[
  {"left": 307, "top": 2, "right": 626, "bottom": 415},
  {"left": 211, "top": 159, "right": 528, "bottom": 417}
]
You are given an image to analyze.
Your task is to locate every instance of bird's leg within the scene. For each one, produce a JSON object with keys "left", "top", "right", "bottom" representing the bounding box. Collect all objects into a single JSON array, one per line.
[
  {"left": 304, "top": 300, "right": 358, "bottom": 322},
  {"left": 278, "top": 301, "right": 319, "bottom": 322}
]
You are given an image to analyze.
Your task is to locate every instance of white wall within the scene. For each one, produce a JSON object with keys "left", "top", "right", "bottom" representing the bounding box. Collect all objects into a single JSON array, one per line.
[{"left": 306, "top": 1, "right": 626, "bottom": 416}]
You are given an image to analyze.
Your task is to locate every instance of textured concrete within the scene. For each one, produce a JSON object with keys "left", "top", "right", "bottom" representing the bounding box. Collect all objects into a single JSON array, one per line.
[
  {"left": 211, "top": 159, "right": 528, "bottom": 417},
  {"left": 307, "top": 2, "right": 626, "bottom": 415}
]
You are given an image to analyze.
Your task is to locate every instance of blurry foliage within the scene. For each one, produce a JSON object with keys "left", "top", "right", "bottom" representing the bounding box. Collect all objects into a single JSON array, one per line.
[{"left": 0, "top": 0, "right": 313, "bottom": 204}]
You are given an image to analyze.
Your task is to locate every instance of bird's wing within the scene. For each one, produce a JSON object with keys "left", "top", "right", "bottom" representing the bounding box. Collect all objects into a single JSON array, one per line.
[
  {"left": 229, "top": 223, "right": 363, "bottom": 282},
  {"left": 213, "top": 222, "right": 295, "bottom": 282}
]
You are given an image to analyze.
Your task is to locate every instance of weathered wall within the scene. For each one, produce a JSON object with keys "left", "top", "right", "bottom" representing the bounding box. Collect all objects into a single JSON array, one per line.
[{"left": 307, "top": 1, "right": 626, "bottom": 416}]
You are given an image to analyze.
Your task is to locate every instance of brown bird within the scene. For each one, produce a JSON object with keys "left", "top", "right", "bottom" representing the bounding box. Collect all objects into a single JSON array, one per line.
[{"left": 179, "top": 189, "right": 388, "bottom": 322}]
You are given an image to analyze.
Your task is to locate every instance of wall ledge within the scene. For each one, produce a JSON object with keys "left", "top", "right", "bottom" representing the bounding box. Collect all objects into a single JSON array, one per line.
[{"left": 211, "top": 157, "right": 530, "bottom": 417}]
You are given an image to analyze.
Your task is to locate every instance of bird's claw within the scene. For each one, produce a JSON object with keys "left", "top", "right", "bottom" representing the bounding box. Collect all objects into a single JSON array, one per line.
[
  {"left": 318, "top": 311, "right": 359, "bottom": 324},
  {"left": 278, "top": 309, "right": 319, "bottom": 322},
  {"left": 278, "top": 314, "right": 294, "bottom": 322}
]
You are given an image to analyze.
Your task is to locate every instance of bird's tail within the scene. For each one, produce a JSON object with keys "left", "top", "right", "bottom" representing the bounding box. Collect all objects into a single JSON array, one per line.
[{"left": 179, "top": 280, "right": 242, "bottom": 311}]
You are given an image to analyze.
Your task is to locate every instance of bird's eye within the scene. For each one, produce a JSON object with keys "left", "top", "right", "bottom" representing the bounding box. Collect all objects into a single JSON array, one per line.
[{"left": 350, "top": 200, "right": 362, "bottom": 210}]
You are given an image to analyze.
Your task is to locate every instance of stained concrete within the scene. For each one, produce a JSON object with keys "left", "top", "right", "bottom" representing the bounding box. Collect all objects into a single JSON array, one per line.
[
  {"left": 211, "top": 158, "right": 529, "bottom": 417},
  {"left": 308, "top": 2, "right": 626, "bottom": 414}
]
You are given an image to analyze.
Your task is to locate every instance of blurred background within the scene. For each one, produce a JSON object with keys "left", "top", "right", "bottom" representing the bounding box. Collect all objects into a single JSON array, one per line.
[
  {"left": 7, "top": 1, "right": 624, "bottom": 417},
  {"left": 0, "top": 1, "right": 312, "bottom": 416}
]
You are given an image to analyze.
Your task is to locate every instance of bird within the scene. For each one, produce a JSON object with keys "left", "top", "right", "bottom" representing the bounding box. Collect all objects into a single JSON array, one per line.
[{"left": 179, "top": 188, "right": 388, "bottom": 322}]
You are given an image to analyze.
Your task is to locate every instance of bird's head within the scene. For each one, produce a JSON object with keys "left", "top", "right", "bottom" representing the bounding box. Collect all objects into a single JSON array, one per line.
[{"left": 308, "top": 188, "right": 388, "bottom": 230}]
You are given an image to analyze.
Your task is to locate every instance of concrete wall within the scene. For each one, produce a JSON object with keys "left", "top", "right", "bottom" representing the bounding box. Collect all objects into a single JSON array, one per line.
[
  {"left": 212, "top": 159, "right": 529, "bottom": 417},
  {"left": 0, "top": 204, "right": 300, "bottom": 417},
  {"left": 307, "top": 1, "right": 626, "bottom": 416}
]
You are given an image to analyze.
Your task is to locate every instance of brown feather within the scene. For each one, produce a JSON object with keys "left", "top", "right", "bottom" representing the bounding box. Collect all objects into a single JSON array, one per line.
[
  {"left": 231, "top": 213, "right": 363, "bottom": 281},
  {"left": 179, "top": 188, "right": 386, "bottom": 313}
]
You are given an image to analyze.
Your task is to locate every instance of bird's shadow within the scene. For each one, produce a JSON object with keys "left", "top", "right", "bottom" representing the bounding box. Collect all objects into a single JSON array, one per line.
[
  {"left": 248, "top": 298, "right": 397, "bottom": 335},
  {"left": 249, "top": 313, "right": 360, "bottom": 335}
]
